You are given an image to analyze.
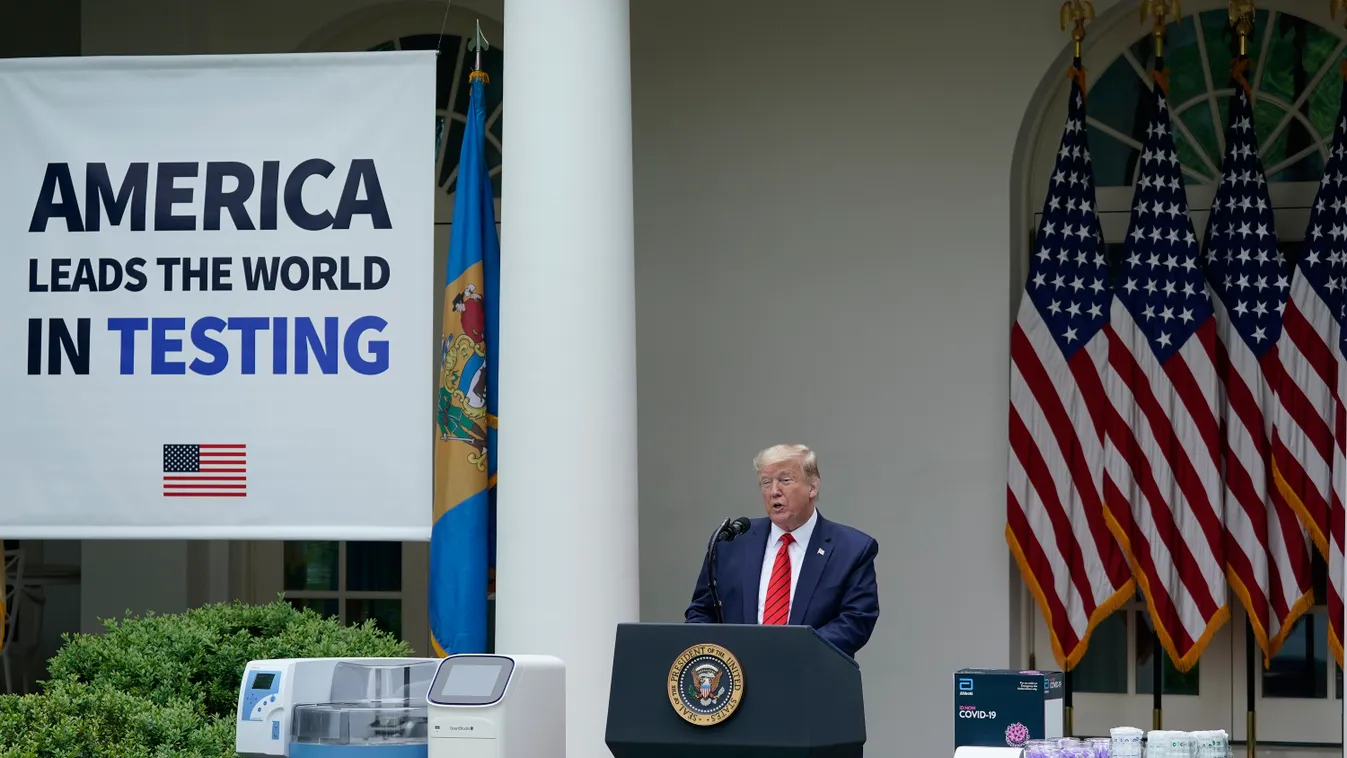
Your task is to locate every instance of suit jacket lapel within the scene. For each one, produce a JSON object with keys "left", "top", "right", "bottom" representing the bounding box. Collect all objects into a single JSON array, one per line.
[
  {"left": 789, "top": 515, "right": 833, "bottom": 625},
  {"left": 741, "top": 520, "right": 770, "bottom": 624}
]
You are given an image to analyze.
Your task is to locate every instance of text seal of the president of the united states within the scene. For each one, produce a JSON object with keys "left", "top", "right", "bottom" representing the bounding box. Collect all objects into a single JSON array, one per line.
[{"left": 666, "top": 643, "right": 744, "bottom": 726}]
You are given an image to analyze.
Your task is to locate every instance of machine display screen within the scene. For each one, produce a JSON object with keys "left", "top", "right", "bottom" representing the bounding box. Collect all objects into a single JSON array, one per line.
[
  {"left": 251, "top": 673, "right": 275, "bottom": 689},
  {"left": 442, "top": 664, "right": 500, "bottom": 697},
  {"left": 428, "top": 656, "right": 514, "bottom": 706}
]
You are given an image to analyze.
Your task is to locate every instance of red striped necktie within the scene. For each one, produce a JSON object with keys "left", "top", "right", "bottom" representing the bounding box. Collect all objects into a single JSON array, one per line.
[{"left": 762, "top": 533, "right": 795, "bottom": 625}]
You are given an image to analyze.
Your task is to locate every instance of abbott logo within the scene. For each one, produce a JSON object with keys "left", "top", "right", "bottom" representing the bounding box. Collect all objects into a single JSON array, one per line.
[{"left": 957, "top": 677, "right": 974, "bottom": 694}]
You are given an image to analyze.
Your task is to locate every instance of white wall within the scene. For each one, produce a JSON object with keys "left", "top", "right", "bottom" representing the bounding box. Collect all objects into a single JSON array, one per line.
[
  {"left": 80, "top": 541, "right": 189, "bottom": 632},
  {"left": 631, "top": 1, "right": 1117, "bottom": 756},
  {"left": 69, "top": 0, "right": 1127, "bottom": 755}
]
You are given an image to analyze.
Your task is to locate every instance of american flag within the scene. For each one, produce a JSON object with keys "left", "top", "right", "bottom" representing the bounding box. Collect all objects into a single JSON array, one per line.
[
  {"left": 1270, "top": 82, "right": 1347, "bottom": 666},
  {"left": 1102, "top": 78, "right": 1227, "bottom": 671},
  {"left": 1007, "top": 70, "right": 1134, "bottom": 669},
  {"left": 1201, "top": 78, "right": 1314, "bottom": 661},
  {"left": 162, "top": 444, "right": 247, "bottom": 497}
]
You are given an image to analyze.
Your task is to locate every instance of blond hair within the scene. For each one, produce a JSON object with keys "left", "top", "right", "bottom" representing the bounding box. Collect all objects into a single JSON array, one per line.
[{"left": 752, "top": 444, "right": 820, "bottom": 483}]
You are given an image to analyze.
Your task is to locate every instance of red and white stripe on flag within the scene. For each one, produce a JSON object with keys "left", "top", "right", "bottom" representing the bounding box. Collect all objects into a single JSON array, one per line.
[
  {"left": 1006, "top": 70, "right": 1134, "bottom": 670},
  {"left": 1271, "top": 263, "right": 1347, "bottom": 667},
  {"left": 1273, "top": 265, "right": 1347, "bottom": 666},
  {"left": 1100, "top": 77, "right": 1228, "bottom": 672},
  {"left": 1212, "top": 298, "right": 1317, "bottom": 660},
  {"left": 1103, "top": 313, "right": 1229, "bottom": 672},
  {"left": 1009, "top": 303, "right": 1135, "bottom": 668},
  {"left": 1200, "top": 78, "right": 1315, "bottom": 662},
  {"left": 1268, "top": 78, "right": 1347, "bottom": 668}
]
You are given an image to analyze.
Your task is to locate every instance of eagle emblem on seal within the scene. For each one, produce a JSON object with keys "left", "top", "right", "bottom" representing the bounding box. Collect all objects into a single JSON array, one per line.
[{"left": 666, "top": 644, "right": 744, "bottom": 726}]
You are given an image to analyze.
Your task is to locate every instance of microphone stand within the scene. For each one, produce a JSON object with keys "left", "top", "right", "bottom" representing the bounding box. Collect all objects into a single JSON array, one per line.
[{"left": 704, "top": 518, "right": 729, "bottom": 624}]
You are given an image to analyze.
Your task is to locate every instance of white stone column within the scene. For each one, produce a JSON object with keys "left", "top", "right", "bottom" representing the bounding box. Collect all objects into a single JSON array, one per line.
[{"left": 498, "top": 1, "right": 639, "bottom": 756}]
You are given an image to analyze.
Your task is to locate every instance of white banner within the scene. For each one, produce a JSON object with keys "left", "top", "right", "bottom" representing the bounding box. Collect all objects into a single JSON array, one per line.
[{"left": 0, "top": 52, "right": 435, "bottom": 540}]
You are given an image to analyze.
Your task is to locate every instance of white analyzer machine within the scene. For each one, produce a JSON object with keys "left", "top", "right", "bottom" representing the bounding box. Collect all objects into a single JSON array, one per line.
[
  {"left": 426, "top": 654, "right": 565, "bottom": 758},
  {"left": 235, "top": 656, "right": 439, "bottom": 758}
]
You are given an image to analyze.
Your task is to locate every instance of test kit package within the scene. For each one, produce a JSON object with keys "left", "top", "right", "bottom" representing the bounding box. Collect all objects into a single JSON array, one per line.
[{"left": 954, "top": 668, "right": 1064, "bottom": 749}]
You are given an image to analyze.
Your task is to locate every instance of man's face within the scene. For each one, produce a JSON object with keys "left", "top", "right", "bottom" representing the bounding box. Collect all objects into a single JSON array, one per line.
[{"left": 758, "top": 460, "right": 817, "bottom": 532}]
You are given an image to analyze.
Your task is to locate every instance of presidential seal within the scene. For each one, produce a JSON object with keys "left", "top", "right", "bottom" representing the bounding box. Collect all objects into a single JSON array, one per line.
[{"left": 666, "top": 643, "right": 744, "bottom": 726}]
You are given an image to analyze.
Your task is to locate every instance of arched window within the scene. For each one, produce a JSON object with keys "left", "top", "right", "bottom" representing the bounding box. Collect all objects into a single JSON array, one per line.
[
  {"left": 367, "top": 33, "right": 503, "bottom": 199},
  {"left": 1086, "top": 9, "right": 1340, "bottom": 188},
  {"left": 1021, "top": 2, "right": 1345, "bottom": 745}
]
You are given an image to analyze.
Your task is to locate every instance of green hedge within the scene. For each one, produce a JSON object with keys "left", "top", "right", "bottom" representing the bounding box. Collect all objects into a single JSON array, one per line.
[
  {"left": 0, "top": 598, "right": 413, "bottom": 757},
  {"left": 0, "top": 678, "right": 235, "bottom": 758}
]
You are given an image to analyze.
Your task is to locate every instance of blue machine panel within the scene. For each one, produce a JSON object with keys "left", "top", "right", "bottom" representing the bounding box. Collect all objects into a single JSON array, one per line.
[{"left": 241, "top": 670, "right": 282, "bottom": 722}]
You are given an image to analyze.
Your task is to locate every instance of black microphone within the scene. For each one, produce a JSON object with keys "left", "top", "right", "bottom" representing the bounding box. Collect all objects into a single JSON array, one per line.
[
  {"left": 705, "top": 519, "right": 748, "bottom": 624},
  {"left": 715, "top": 517, "right": 752, "bottom": 542},
  {"left": 704, "top": 517, "right": 751, "bottom": 625}
]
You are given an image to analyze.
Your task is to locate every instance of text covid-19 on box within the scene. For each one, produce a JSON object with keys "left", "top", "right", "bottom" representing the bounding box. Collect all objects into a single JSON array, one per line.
[{"left": 954, "top": 668, "right": 1063, "bottom": 750}]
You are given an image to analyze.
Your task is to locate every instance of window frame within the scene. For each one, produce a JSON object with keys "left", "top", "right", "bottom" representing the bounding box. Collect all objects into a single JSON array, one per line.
[{"left": 248, "top": 540, "right": 429, "bottom": 654}]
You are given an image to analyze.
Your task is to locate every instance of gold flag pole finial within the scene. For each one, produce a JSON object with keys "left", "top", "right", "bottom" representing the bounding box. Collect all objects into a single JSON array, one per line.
[
  {"left": 1060, "top": 0, "right": 1096, "bottom": 60},
  {"left": 1229, "top": 0, "right": 1256, "bottom": 95},
  {"left": 1230, "top": 0, "right": 1255, "bottom": 57},
  {"left": 1140, "top": 0, "right": 1181, "bottom": 58},
  {"left": 467, "top": 20, "right": 490, "bottom": 83}
]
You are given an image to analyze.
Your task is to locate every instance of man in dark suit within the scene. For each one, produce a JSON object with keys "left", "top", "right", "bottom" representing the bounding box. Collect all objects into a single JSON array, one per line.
[{"left": 684, "top": 444, "right": 880, "bottom": 658}]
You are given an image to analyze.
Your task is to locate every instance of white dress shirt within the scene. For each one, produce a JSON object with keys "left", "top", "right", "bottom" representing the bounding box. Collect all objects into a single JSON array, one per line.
[{"left": 756, "top": 508, "right": 818, "bottom": 623}]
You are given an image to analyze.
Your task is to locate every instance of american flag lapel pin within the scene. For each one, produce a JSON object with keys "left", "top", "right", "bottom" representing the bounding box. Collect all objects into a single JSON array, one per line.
[{"left": 817, "top": 548, "right": 825, "bottom": 556}]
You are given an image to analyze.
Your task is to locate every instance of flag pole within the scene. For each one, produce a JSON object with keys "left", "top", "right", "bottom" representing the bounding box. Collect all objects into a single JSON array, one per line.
[
  {"left": 1056, "top": 2, "right": 1096, "bottom": 737},
  {"left": 1225, "top": 3, "right": 1258, "bottom": 754},
  {"left": 1140, "top": 1, "right": 1180, "bottom": 730},
  {"left": 466, "top": 15, "right": 493, "bottom": 610},
  {"left": 1141, "top": 0, "right": 1179, "bottom": 61},
  {"left": 1245, "top": 625, "right": 1256, "bottom": 758},
  {"left": 1152, "top": 622, "right": 1162, "bottom": 729},
  {"left": 468, "top": 19, "right": 489, "bottom": 77},
  {"left": 1059, "top": 0, "right": 1095, "bottom": 63}
]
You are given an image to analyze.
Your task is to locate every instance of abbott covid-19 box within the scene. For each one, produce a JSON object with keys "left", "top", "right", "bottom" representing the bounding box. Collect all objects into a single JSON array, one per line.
[{"left": 954, "top": 668, "right": 1064, "bottom": 750}]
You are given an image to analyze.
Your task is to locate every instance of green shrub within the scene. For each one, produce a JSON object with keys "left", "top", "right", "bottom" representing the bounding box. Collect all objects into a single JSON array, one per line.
[
  {"left": 0, "top": 598, "right": 415, "bottom": 757},
  {"left": 0, "top": 678, "right": 234, "bottom": 758},
  {"left": 47, "top": 598, "right": 412, "bottom": 718}
]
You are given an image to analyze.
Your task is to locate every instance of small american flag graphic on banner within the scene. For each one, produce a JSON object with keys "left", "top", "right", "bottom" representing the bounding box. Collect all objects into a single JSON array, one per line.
[{"left": 162, "top": 444, "right": 247, "bottom": 497}]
